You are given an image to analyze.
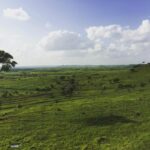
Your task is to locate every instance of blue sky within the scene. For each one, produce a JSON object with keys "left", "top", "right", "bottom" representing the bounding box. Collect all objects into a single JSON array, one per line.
[
  {"left": 0, "top": 0, "right": 150, "bottom": 66},
  {"left": 1, "top": 0, "right": 150, "bottom": 30}
]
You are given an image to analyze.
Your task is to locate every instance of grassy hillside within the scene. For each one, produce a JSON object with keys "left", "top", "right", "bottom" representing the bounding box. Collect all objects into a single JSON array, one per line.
[{"left": 0, "top": 65, "right": 150, "bottom": 150}]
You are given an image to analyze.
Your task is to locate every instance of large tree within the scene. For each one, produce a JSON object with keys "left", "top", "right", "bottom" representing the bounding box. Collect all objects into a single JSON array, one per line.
[{"left": 0, "top": 50, "right": 17, "bottom": 72}]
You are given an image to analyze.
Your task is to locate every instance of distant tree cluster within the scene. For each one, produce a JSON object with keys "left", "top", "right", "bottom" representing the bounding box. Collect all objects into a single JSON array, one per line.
[
  {"left": 62, "top": 78, "right": 77, "bottom": 96},
  {"left": 0, "top": 50, "right": 17, "bottom": 71}
]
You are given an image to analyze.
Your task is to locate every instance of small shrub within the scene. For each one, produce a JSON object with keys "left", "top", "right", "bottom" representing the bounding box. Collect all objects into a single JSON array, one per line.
[
  {"left": 35, "top": 86, "right": 51, "bottom": 92},
  {"left": 82, "top": 112, "right": 86, "bottom": 115},
  {"left": 62, "top": 83, "right": 74, "bottom": 96},
  {"left": 118, "top": 83, "right": 135, "bottom": 90},
  {"left": 87, "top": 76, "right": 91, "bottom": 80},
  {"left": 94, "top": 136, "right": 108, "bottom": 144},
  {"left": 50, "top": 84, "right": 54, "bottom": 88},
  {"left": 2, "top": 91, "right": 12, "bottom": 98},
  {"left": 135, "top": 112, "right": 141, "bottom": 117},
  {"left": 60, "top": 76, "right": 65, "bottom": 80},
  {"left": 112, "top": 77, "right": 120, "bottom": 83},
  {"left": 61, "top": 78, "right": 77, "bottom": 96},
  {"left": 54, "top": 99, "right": 58, "bottom": 103},
  {"left": 102, "top": 85, "right": 106, "bottom": 90},
  {"left": 140, "top": 82, "right": 146, "bottom": 87},
  {"left": 130, "top": 68, "right": 136, "bottom": 72},
  {"left": 56, "top": 108, "right": 62, "bottom": 111},
  {"left": 0, "top": 76, "right": 4, "bottom": 79},
  {"left": 16, "top": 104, "right": 22, "bottom": 109}
]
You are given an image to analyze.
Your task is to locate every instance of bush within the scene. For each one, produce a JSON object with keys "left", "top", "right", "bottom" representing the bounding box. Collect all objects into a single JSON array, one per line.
[
  {"left": 112, "top": 77, "right": 120, "bottom": 83},
  {"left": 118, "top": 83, "right": 135, "bottom": 90},
  {"left": 61, "top": 78, "right": 77, "bottom": 96},
  {"left": 101, "top": 85, "right": 106, "bottom": 90},
  {"left": 62, "top": 83, "right": 75, "bottom": 96},
  {"left": 140, "top": 82, "right": 146, "bottom": 87},
  {"left": 130, "top": 68, "right": 136, "bottom": 72},
  {"left": 60, "top": 76, "right": 65, "bottom": 80},
  {"left": 36, "top": 86, "right": 51, "bottom": 92},
  {"left": 1, "top": 91, "right": 12, "bottom": 98},
  {"left": 16, "top": 104, "right": 22, "bottom": 109}
]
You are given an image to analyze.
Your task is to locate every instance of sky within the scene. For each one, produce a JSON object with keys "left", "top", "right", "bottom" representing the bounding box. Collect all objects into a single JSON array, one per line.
[{"left": 0, "top": 0, "right": 150, "bottom": 66}]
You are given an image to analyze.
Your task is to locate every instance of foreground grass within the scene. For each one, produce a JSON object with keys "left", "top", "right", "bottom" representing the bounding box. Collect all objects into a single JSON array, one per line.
[{"left": 0, "top": 66, "right": 150, "bottom": 150}]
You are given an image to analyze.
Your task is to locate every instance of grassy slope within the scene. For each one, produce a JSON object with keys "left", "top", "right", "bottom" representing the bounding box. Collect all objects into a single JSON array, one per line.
[{"left": 0, "top": 66, "right": 150, "bottom": 150}]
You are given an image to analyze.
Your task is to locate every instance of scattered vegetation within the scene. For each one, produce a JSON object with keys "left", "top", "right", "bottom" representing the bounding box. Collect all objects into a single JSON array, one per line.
[{"left": 0, "top": 65, "right": 150, "bottom": 149}]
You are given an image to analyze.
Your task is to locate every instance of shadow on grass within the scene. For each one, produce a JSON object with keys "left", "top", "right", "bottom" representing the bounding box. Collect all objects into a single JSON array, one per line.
[{"left": 79, "top": 115, "right": 136, "bottom": 126}]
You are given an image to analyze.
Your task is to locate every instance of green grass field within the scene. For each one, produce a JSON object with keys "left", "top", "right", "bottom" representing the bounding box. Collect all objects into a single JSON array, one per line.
[{"left": 0, "top": 65, "right": 150, "bottom": 150}]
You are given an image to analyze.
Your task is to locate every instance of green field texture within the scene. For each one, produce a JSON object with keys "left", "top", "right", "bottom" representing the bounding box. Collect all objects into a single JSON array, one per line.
[{"left": 0, "top": 65, "right": 150, "bottom": 150}]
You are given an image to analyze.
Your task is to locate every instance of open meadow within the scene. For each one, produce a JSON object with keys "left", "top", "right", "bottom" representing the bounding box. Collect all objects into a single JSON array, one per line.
[{"left": 0, "top": 65, "right": 150, "bottom": 150}]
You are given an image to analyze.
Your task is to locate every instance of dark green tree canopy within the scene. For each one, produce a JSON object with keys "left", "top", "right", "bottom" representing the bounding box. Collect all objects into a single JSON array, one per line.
[{"left": 0, "top": 50, "right": 17, "bottom": 72}]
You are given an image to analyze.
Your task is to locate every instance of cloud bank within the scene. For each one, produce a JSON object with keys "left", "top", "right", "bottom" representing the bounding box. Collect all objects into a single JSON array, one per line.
[
  {"left": 39, "top": 20, "right": 150, "bottom": 60},
  {"left": 39, "top": 30, "right": 91, "bottom": 51},
  {"left": 3, "top": 7, "right": 30, "bottom": 21},
  {"left": 86, "top": 20, "right": 150, "bottom": 57}
]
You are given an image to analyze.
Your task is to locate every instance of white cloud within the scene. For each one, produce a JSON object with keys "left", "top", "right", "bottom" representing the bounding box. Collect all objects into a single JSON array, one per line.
[
  {"left": 86, "top": 19, "right": 150, "bottom": 58},
  {"left": 39, "top": 30, "right": 92, "bottom": 51},
  {"left": 39, "top": 19, "right": 150, "bottom": 61},
  {"left": 37, "top": 20, "right": 150, "bottom": 65},
  {"left": 3, "top": 7, "right": 30, "bottom": 21}
]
